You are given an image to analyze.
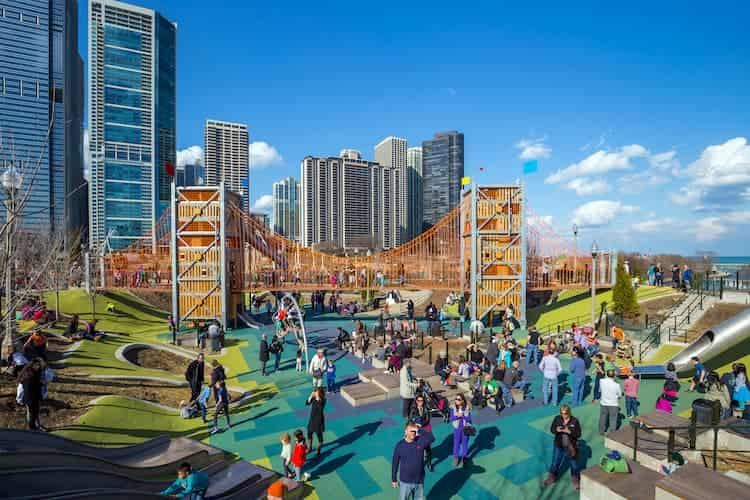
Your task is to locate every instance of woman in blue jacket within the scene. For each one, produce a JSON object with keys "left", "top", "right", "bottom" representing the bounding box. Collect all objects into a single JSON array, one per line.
[{"left": 450, "top": 393, "right": 473, "bottom": 467}]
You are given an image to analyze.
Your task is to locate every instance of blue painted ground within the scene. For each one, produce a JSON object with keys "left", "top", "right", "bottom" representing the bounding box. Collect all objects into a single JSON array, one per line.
[{"left": 205, "top": 311, "right": 698, "bottom": 499}]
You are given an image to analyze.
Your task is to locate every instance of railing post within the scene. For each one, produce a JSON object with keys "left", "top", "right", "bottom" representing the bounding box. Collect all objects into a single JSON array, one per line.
[
  {"left": 713, "top": 428, "right": 719, "bottom": 470},
  {"left": 428, "top": 344, "right": 433, "bottom": 364},
  {"left": 667, "top": 429, "right": 676, "bottom": 461},
  {"left": 720, "top": 278, "right": 724, "bottom": 300},
  {"left": 645, "top": 314, "right": 649, "bottom": 328},
  {"left": 633, "top": 425, "right": 639, "bottom": 462}
]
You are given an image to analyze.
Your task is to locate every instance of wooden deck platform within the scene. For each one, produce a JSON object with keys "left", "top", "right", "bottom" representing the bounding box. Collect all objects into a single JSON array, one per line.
[
  {"left": 581, "top": 460, "right": 660, "bottom": 500},
  {"left": 655, "top": 463, "right": 747, "bottom": 500}
]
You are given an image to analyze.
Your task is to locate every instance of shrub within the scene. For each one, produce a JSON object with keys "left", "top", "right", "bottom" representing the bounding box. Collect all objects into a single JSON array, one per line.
[{"left": 612, "top": 256, "right": 640, "bottom": 317}]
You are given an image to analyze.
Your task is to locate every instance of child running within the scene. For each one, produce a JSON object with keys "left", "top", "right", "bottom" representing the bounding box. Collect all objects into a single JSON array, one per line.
[
  {"left": 280, "top": 432, "right": 293, "bottom": 478},
  {"left": 326, "top": 359, "right": 336, "bottom": 393},
  {"left": 291, "top": 429, "right": 310, "bottom": 481}
]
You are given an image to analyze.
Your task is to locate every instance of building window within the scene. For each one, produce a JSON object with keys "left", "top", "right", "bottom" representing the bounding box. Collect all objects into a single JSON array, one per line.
[
  {"left": 5, "top": 10, "right": 19, "bottom": 21},
  {"left": 50, "top": 87, "right": 63, "bottom": 103}
]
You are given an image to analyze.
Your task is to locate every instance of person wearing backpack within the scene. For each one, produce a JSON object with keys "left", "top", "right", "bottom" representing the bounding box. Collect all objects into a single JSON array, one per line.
[{"left": 185, "top": 353, "right": 205, "bottom": 402}]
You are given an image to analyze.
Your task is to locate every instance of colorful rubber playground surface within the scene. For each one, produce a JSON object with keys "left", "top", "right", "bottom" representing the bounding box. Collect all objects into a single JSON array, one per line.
[{"left": 45, "top": 290, "right": 716, "bottom": 500}]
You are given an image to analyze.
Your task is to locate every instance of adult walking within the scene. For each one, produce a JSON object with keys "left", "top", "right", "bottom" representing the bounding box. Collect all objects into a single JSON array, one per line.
[
  {"left": 391, "top": 422, "right": 435, "bottom": 500},
  {"left": 539, "top": 349, "right": 562, "bottom": 406},
  {"left": 185, "top": 353, "right": 205, "bottom": 401},
  {"left": 526, "top": 326, "right": 540, "bottom": 365},
  {"left": 485, "top": 337, "right": 499, "bottom": 373},
  {"left": 569, "top": 348, "right": 586, "bottom": 406},
  {"left": 400, "top": 360, "right": 419, "bottom": 418},
  {"left": 18, "top": 358, "right": 45, "bottom": 431},
  {"left": 407, "top": 299, "right": 415, "bottom": 320},
  {"left": 599, "top": 369, "right": 622, "bottom": 434},
  {"left": 259, "top": 334, "right": 270, "bottom": 376},
  {"left": 210, "top": 381, "right": 231, "bottom": 435},
  {"left": 308, "top": 348, "right": 327, "bottom": 388},
  {"left": 408, "top": 395, "right": 434, "bottom": 471},
  {"left": 544, "top": 404, "right": 582, "bottom": 491},
  {"left": 210, "top": 360, "right": 226, "bottom": 400},
  {"left": 270, "top": 333, "right": 284, "bottom": 372},
  {"left": 449, "top": 393, "right": 473, "bottom": 467},
  {"left": 306, "top": 387, "right": 326, "bottom": 458}
]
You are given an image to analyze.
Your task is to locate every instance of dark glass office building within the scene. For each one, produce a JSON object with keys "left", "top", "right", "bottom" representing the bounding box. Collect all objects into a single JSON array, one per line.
[
  {"left": 422, "top": 131, "right": 464, "bottom": 230},
  {"left": 88, "top": 0, "right": 176, "bottom": 250},
  {"left": 0, "top": 0, "right": 85, "bottom": 236}
]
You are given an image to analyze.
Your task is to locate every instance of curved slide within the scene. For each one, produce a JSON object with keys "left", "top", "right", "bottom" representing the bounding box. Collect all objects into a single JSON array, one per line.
[{"left": 669, "top": 308, "right": 750, "bottom": 375}]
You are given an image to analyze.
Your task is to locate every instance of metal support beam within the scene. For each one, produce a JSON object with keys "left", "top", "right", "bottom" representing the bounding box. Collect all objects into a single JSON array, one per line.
[
  {"left": 520, "top": 181, "right": 528, "bottom": 327},
  {"left": 470, "top": 183, "right": 478, "bottom": 322},
  {"left": 219, "top": 183, "right": 228, "bottom": 329},
  {"left": 171, "top": 181, "right": 179, "bottom": 330}
]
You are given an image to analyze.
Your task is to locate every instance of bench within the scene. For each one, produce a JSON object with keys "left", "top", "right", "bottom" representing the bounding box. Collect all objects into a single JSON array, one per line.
[
  {"left": 581, "top": 459, "right": 661, "bottom": 500},
  {"left": 655, "top": 463, "right": 748, "bottom": 500}
]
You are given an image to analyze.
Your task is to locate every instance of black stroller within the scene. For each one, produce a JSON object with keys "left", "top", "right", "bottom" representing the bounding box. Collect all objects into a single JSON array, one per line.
[{"left": 416, "top": 379, "right": 450, "bottom": 423}]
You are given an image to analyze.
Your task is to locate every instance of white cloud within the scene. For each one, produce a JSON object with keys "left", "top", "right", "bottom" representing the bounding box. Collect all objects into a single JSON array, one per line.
[
  {"left": 516, "top": 137, "right": 551, "bottom": 161},
  {"left": 571, "top": 200, "right": 639, "bottom": 227},
  {"left": 82, "top": 129, "right": 90, "bottom": 182},
  {"left": 674, "top": 137, "right": 750, "bottom": 207},
  {"left": 618, "top": 171, "right": 670, "bottom": 194},
  {"left": 546, "top": 144, "right": 648, "bottom": 184},
  {"left": 177, "top": 145, "right": 203, "bottom": 167},
  {"left": 631, "top": 218, "right": 674, "bottom": 233},
  {"left": 529, "top": 215, "right": 553, "bottom": 227},
  {"left": 565, "top": 177, "right": 610, "bottom": 196},
  {"left": 250, "top": 141, "right": 283, "bottom": 168},
  {"left": 649, "top": 150, "right": 681, "bottom": 175},
  {"left": 252, "top": 194, "right": 273, "bottom": 213},
  {"left": 695, "top": 217, "right": 731, "bottom": 242}
]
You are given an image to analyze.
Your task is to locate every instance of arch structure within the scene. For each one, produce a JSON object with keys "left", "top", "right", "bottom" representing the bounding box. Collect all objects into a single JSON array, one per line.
[{"left": 278, "top": 292, "right": 309, "bottom": 372}]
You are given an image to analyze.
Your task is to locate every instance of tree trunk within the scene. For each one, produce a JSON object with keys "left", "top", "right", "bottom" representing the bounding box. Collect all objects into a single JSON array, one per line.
[
  {"left": 91, "top": 292, "right": 96, "bottom": 321},
  {"left": 55, "top": 289, "right": 60, "bottom": 322}
]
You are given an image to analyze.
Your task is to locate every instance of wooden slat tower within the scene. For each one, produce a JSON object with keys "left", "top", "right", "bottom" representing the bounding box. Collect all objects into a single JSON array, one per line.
[
  {"left": 170, "top": 184, "right": 244, "bottom": 330},
  {"left": 462, "top": 184, "right": 526, "bottom": 324}
]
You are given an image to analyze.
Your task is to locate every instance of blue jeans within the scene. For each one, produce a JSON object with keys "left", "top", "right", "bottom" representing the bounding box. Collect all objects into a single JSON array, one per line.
[
  {"left": 571, "top": 377, "right": 585, "bottom": 406},
  {"left": 274, "top": 352, "right": 282, "bottom": 371},
  {"left": 543, "top": 377, "right": 559, "bottom": 406},
  {"left": 499, "top": 382, "right": 513, "bottom": 407},
  {"left": 327, "top": 378, "right": 336, "bottom": 393},
  {"left": 550, "top": 444, "right": 580, "bottom": 479},
  {"left": 593, "top": 376, "right": 602, "bottom": 400},
  {"left": 399, "top": 482, "right": 424, "bottom": 500},
  {"left": 526, "top": 344, "right": 539, "bottom": 365},
  {"left": 626, "top": 396, "right": 639, "bottom": 417},
  {"left": 199, "top": 403, "right": 207, "bottom": 422}
]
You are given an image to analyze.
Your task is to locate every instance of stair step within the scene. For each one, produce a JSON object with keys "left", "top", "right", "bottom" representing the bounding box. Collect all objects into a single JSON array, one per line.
[
  {"left": 604, "top": 427, "right": 671, "bottom": 472},
  {"left": 340, "top": 383, "right": 387, "bottom": 407},
  {"left": 581, "top": 459, "right": 661, "bottom": 500},
  {"left": 370, "top": 374, "right": 401, "bottom": 398},
  {"left": 655, "top": 463, "right": 748, "bottom": 500}
]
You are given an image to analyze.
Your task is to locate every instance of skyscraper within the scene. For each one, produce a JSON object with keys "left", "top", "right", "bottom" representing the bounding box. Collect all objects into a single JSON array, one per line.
[
  {"left": 407, "top": 146, "right": 423, "bottom": 240},
  {"left": 88, "top": 0, "right": 176, "bottom": 250},
  {"left": 0, "top": 0, "right": 85, "bottom": 236},
  {"left": 422, "top": 131, "right": 464, "bottom": 230},
  {"left": 272, "top": 176, "right": 300, "bottom": 241},
  {"left": 204, "top": 120, "right": 249, "bottom": 210},
  {"left": 300, "top": 152, "right": 397, "bottom": 250},
  {"left": 374, "top": 136, "right": 407, "bottom": 245}
]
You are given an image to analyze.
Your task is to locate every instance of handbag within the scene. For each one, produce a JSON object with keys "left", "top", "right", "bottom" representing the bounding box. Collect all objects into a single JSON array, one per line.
[
  {"left": 566, "top": 439, "right": 578, "bottom": 458},
  {"left": 462, "top": 423, "right": 476, "bottom": 436},
  {"left": 312, "top": 369, "right": 323, "bottom": 378}
]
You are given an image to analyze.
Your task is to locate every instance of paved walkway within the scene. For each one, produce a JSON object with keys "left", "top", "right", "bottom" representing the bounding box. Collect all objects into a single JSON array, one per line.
[{"left": 201, "top": 312, "right": 701, "bottom": 499}]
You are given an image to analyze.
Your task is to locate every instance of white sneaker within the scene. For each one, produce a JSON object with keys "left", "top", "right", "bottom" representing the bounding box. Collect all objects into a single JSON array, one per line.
[
  {"left": 303, "top": 472, "right": 311, "bottom": 481},
  {"left": 210, "top": 427, "right": 219, "bottom": 435}
]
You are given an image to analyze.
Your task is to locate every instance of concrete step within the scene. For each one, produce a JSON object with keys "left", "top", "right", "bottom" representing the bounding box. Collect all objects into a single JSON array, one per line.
[
  {"left": 340, "top": 383, "right": 387, "bottom": 407},
  {"left": 655, "top": 463, "right": 748, "bottom": 500},
  {"left": 359, "top": 368, "right": 385, "bottom": 383},
  {"left": 580, "top": 459, "right": 661, "bottom": 500},
  {"left": 370, "top": 373, "right": 401, "bottom": 398},
  {"left": 604, "top": 427, "right": 671, "bottom": 472}
]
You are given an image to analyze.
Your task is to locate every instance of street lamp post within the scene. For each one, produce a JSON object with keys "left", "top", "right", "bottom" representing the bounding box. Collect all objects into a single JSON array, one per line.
[
  {"left": 591, "top": 241, "right": 599, "bottom": 327},
  {"left": 573, "top": 224, "right": 578, "bottom": 283},
  {"left": 1, "top": 165, "right": 23, "bottom": 361}
]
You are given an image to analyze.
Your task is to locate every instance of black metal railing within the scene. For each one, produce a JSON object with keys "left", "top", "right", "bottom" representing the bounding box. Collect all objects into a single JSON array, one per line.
[
  {"left": 630, "top": 419, "right": 750, "bottom": 471},
  {"left": 666, "top": 290, "right": 706, "bottom": 343}
]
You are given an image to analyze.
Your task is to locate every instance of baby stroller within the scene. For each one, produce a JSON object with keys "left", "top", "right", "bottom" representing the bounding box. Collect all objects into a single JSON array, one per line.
[{"left": 416, "top": 379, "right": 449, "bottom": 423}]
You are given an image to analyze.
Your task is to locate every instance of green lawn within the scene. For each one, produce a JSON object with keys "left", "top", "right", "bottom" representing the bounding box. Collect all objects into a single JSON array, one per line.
[{"left": 528, "top": 285, "right": 673, "bottom": 331}]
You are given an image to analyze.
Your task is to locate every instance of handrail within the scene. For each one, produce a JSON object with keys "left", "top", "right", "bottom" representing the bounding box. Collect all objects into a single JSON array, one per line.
[
  {"left": 667, "top": 289, "right": 705, "bottom": 343},
  {"left": 629, "top": 419, "right": 750, "bottom": 471}
]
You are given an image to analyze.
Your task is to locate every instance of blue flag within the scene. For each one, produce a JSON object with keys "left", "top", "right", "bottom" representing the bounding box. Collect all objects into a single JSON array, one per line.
[{"left": 523, "top": 159, "right": 538, "bottom": 174}]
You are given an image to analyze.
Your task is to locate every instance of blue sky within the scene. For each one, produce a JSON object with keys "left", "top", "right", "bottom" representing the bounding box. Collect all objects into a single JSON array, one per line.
[{"left": 80, "top": 1, "right": 750, "bottom": 255}]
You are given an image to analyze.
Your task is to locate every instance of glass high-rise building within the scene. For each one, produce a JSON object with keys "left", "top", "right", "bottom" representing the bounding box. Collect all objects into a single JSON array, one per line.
[
  {"left": 422, "top": 131, "right": 464, "bottom": 230},
  {"left": 374, "top": 136, "right": 407, "bottom": 246},
  {"left": 88, "top": 0, "right": 176, "bottom": 250},
  {"left": 204, "top": 120, "right": 249, "bottom": 211},
  {"left": 0, "top": 0, "right": 85, "bottom": 236},
  {"left": 272, "top": 176, "right": 300, "bottom": 241}
]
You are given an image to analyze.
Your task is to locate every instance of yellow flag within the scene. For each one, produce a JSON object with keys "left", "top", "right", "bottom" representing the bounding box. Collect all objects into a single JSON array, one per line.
[{"left": 461, "top": 176, "right": 471, "bottom": 186}]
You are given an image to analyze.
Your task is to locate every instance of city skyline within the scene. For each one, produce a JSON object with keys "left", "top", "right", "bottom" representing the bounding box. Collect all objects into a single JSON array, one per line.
[{"left": 70, "top": 1, "right": 750, "bottom": 255}]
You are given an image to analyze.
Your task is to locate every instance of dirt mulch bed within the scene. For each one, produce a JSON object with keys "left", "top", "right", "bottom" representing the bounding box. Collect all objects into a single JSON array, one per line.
[
  {"left": 631, "top": 293, "right": 685, "bottom": 324},
  {"left": 129, "top": 290, "right": 172, "bottom": 313},
  {"left": 684, "top": 303, "right": 750, "bottom": 343},
  {"left": 1, "top": 338, "right": 241, "bottom": 431},
  {"left": 124, "top": 346, "right": 188, "bottom": 376}
]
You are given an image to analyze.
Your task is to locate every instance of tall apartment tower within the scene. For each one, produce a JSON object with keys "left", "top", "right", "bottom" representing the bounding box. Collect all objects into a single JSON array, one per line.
[
  {"left": 204, "top": 120, "right": 249, "bottom": 210},
  {"left": 374, "top": 136, "right": 407, "bottom": 245},
  {"left": 407, "top": 146, "right": 423, "bottom": 240},
  {"left": 300, "top": 152, "right": 396, "bottom": 250},
  {"left": 422, "top": 131, "right": 464, "bottom": 230},
  {"left": 272, "top": 176, "right": 300, "bottom": 241},
  {"left": 88, "top": 0, "right": 176, "bottom": 250},
  {"left": 0, "top": 0, "right": 85, "bottom": 237}
]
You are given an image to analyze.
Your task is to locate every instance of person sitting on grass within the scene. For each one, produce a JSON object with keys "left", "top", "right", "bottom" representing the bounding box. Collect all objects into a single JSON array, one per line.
[
  {"left": 23, "top": 330, "right": 47, "bottom": 360},
  {"left": 106, "top": 302, "right": 116, "bottom": 314},
  {"left": 160, "top": 462, "right": 209, "bottom": 499},
  {"left": 64, "top": 314, "right": 80, "bottom": 338}
]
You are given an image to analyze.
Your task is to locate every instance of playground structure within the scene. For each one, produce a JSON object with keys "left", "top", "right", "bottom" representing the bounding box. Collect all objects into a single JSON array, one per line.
[{"left": 107, "top": 183, "right": 616, "bottom": 329}]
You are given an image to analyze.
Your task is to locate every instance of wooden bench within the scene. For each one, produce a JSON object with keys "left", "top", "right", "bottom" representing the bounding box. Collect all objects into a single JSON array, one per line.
[
  {"left": 695, "top": 417, "right": 750, "bottom": 452},
  {"left": 604, "top": 427, "right": 671, "bottom": 472},
  {"left": 581, "top": 460, "right": 661, "bottom": 500},
  {"left": 632, "top": 412, "right": 692, "bottom": 445},
  {"left": 340, "top": 383, "right": 387, "bottom": 407}
]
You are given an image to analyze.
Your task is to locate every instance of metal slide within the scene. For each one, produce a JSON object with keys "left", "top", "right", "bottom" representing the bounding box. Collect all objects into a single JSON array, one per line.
[{"left": 669, "top": 308, "right": 750, "bottom": 375}]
